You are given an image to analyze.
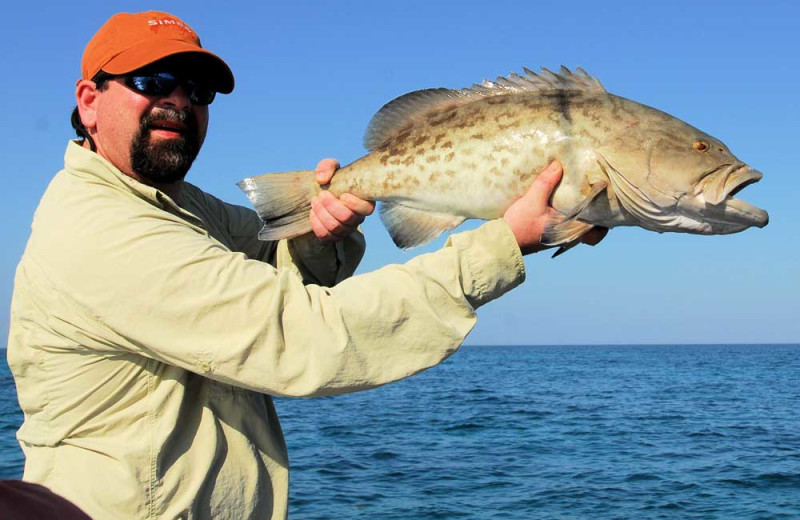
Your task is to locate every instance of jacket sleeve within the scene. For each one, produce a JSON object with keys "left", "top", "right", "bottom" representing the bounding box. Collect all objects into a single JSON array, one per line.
[{"left": 31, "top": 198, "right": 525, "bottom": 397}]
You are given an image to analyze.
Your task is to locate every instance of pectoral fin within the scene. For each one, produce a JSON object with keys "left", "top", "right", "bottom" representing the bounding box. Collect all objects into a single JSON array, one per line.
[
  {"left": 380, "top": 202, "right": 466, "bottom": 249},
  {"left": 542, "top": 218, "right": 596, "bottom": 257},
  {"left": 562, "top": 181, "right": 608, "bottom": 220},
  {"left": 542, "top": 181, "right": 608, "bottom": 257}
]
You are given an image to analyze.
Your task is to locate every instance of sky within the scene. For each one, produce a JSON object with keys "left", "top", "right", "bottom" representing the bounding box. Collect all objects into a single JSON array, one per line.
[{"left": 1, "top": 0, "right": 797, "bottom": 346}]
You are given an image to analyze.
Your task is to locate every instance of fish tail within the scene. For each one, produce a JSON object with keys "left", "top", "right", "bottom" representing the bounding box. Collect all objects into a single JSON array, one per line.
[{"left": 237, "top": 170, "right": 320, "bottom": 241}]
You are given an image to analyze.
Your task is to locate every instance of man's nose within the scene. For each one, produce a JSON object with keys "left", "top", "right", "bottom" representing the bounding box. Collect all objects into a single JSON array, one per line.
[{"left": 159, "top": 84, "right": 192, "bottom": 110}]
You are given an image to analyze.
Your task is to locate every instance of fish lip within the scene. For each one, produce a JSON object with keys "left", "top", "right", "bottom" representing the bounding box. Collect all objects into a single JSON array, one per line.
[
  {"left": 721, "top": 166, "right": 763, "bottom": 201},
  {"left": 697, "top": 163, "right": 761, "bottom": 205},
  {"left": 715, "top": 198, "right": 769, "bottom": 231}
]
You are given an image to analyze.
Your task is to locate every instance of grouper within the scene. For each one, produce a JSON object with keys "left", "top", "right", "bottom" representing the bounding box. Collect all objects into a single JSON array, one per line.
[{"left": 238, "top": 67, "right": 768, "bottom": 254}]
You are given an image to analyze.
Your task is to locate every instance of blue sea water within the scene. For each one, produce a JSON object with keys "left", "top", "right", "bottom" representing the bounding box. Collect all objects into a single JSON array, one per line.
[{"left": 2, "top": 344, "right": 800, "bottom": 519}]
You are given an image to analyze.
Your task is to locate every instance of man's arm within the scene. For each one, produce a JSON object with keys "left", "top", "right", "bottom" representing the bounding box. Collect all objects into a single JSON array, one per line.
[{"left": 29, "top": 161, "right": 599, "bottom": 398}]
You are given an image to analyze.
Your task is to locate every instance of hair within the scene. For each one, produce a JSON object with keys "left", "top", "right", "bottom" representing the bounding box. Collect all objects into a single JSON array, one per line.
[{"left": 71, "top": 72, "right": 112, "bottom": 152}]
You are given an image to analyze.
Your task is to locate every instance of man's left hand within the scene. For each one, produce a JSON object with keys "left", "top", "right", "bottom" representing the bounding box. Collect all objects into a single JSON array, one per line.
[{"left": 310, "top": 159, "right": 376, "bottom": 242}]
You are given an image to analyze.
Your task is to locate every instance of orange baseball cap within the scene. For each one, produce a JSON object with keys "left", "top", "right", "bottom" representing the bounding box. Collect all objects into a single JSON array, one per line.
[{"left": 81, "top": 11, "right": 234, "bottom": 93}]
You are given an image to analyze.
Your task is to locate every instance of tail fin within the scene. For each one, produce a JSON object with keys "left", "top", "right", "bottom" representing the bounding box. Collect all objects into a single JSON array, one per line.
[{"left": 237, "top": 170, "right": 320, "bottom": 241}]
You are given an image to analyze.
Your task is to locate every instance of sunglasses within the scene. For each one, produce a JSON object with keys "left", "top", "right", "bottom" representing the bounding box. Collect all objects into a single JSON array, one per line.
[{"left": 119, "top": 72, "right": 217, "bottom": 106}]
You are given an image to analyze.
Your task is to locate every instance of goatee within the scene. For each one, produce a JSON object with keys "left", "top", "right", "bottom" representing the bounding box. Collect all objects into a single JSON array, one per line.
[{"left": 130, "top": 108, "right": 200, "bottom": 184}]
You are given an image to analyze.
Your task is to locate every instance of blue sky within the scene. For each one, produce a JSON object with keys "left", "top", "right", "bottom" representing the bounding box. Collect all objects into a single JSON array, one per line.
[{"left": 1, "top": 1, "right": 797, "bottom": 345}]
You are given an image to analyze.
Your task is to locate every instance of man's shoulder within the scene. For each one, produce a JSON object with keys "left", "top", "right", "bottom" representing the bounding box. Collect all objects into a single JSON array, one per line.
[
  {"left": 181, "top": 182, "right": 259, "bottom": 226},
  {"left": 181, "top": 181, "right": 221, "bottom": 207}
]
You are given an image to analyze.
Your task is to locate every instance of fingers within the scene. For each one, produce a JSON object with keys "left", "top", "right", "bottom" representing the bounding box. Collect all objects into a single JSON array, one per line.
[
  {"left": 321, "top": 191, "right": 375, "bottom": 223},
  {"left": 503, "top": 161, "right": 565, "bottom": 255},
  {"left": 339, "top": 193, "right": 376, "bottom": 217},
  {"left": 315, "top": 158, "right": 340, "bottom": 185},
  {"left": 309, "top": 205, "right": 343, "bottom": 241},
  {"left": 525, "top": 161, "right": 563, "bottom": 211},
  {"left": 310, "top": 191, "right": 375, "bottom": 242},
  {"left": 310, "top": 194, "right": 356, "bottom": 241},
  {"left": 310, "top": 157, "right": 376, "bottom": 242},
  {"left": 309, "top": 210, "right": 340, "bottom": 242}
]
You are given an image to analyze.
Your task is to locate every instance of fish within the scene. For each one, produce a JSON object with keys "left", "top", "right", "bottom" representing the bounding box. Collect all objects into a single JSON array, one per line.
[{"left": 237, "top": 66, "right": 768, "bottom": 255}]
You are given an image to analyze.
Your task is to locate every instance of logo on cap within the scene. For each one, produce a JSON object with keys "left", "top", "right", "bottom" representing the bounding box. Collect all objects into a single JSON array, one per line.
[{"left": 147, "top": 17, "right": 196, "bottom": 38}]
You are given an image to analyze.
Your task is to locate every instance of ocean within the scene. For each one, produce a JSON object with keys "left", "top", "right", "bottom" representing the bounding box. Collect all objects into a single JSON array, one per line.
[{"left": 2, "top": 344, "right": 799, "bottom": 519}]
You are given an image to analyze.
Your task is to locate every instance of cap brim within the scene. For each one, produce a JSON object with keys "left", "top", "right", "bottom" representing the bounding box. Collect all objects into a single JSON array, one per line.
[{"left": 101, "top": 39, "right": 234, "bottom": 93}]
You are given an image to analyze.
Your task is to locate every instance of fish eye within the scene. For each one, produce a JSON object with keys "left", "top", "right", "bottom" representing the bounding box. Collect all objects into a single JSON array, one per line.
[{"left": 693, "top": 140, "right": 710, "bottom": 153}]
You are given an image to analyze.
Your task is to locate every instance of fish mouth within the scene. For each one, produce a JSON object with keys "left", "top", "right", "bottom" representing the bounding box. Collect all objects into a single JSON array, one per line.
[
  {"left": 698, "top": 163, "right": 760, "bottom": 204},
  {"left": 691, "top": 164, "right": 769, "bottom": 232}
]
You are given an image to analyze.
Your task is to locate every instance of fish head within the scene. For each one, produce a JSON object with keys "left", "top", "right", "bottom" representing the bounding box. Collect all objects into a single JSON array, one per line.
[
  {"left": 597, "top": 114, "right": 768, "bottom": 235},
  {"left": 648, "top": 124, "right": 769, "bottom": 234}
]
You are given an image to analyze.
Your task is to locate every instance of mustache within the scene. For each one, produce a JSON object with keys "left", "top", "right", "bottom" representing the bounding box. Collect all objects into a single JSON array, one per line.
[{"left": 141, "top": 108, "right": 198, "bottom": 136}]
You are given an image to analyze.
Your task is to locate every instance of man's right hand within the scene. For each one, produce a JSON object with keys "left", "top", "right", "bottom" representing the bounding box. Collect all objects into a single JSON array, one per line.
[
  {"left": 503, "top": 161, "right": 608, "bottom": 255},
  {"left": 310, "top": 158, "right": 376, "bottom": 242}
]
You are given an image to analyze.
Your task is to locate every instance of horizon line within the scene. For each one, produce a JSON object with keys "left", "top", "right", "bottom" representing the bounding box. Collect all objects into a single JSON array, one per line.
[{"left": 2, "top": 342, "right": 799, "bottom": 351}]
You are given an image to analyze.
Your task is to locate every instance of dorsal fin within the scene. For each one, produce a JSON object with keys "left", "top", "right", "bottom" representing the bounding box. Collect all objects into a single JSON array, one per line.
[
  {"left": 363, "top": 66, "right": 605, "bottom": 151},
  {"left": 467, "top": 66, "right": 605, "bottom": 96},
  {"left": 363, "top": 88, "right": 476, "bottom": 151}
]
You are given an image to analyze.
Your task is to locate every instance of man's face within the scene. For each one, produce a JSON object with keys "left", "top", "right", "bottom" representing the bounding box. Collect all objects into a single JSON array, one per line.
[{"left": 88, "top": 65, "right": 210, "bottom": 184}]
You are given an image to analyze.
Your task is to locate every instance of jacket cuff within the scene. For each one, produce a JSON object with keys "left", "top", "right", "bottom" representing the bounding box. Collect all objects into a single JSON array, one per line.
[{"left": 446, "top": 219, "right": 526, "bottom": 308}]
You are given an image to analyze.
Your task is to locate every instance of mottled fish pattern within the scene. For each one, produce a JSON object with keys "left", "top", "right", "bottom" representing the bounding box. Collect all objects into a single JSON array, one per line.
[{"left": 239, "top": 67, "right": 768, "bottom": 254}]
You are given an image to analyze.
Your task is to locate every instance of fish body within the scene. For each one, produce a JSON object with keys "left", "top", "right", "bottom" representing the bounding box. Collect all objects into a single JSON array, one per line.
[{"left": 238, "top": 67, "right": 768, "bottom": 252}]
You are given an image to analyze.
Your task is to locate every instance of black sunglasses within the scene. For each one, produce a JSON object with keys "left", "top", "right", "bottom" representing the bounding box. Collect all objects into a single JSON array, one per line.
[{"left": 119, "top": 72, "right": 216, "bottom": 106}]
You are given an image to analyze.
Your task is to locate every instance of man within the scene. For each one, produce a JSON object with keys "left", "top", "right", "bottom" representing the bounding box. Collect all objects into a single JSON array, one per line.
[{"left": 8, "top": 10, "right": 604, "bottom": 520}]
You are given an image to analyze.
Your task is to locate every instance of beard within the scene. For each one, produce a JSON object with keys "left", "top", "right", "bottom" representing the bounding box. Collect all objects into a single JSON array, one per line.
[{"left": 130, "top": 108, "right": 201, "bottom": 184}]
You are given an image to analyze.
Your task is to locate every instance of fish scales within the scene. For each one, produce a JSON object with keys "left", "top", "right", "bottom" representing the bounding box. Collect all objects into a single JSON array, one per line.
[
  {"left": 238, "top": 67, "right": 768, "bottom": 253},
  {"left": 338, "top": 92, "right": 593, "bottom": 217}
]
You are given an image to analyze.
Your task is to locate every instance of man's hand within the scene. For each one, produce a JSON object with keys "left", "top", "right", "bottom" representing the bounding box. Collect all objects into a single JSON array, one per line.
[
  {"left": 503, "top": 161, "right": 608, "bottom": 255},
  {"left": 310, "top": 159, "right": 376, "bottom": 242}
]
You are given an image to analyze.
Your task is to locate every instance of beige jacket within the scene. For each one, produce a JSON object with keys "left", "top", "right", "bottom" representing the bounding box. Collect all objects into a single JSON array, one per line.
[{"left": 8, "top": 142, "right": 525, "bottom": 520}]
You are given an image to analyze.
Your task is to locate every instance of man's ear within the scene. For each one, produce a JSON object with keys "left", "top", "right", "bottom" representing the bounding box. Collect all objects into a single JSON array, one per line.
[{"left": 75, "top": 80, "right": 100, "bottom": 131}]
